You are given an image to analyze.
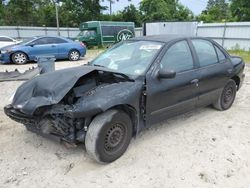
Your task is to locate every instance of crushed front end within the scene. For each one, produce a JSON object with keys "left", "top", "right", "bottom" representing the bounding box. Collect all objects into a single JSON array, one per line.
[
  {"left": 4, "top": 66, "right": 140, "bottom": 145},
  {"left": 4, "top": 104, "right": 88, "bottom": 144}
]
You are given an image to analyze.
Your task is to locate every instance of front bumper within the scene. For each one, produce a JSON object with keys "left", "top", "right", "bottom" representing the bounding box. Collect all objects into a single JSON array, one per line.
[
  {"left": 0, "top": 52, "right": 11, "bottom": 64},
  {"left": 4, "top": 104, "right": 86, "bottom": 144},
  {"left": 4, "top": 104, "right": 38, "bottom": 125}
]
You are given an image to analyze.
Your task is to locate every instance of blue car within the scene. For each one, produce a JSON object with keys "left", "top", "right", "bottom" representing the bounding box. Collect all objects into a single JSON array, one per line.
[{"left": 0, "top": 36, "right": 87, "bottom": 64}]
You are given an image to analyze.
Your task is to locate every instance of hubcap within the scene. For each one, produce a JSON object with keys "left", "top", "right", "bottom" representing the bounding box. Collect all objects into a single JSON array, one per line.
[
  {"left": 104, "top": 123, "right": 125, "bottom": 153},
  {"left": 70, "top": 51, "right": 79, "bottom": 60},
  {"left": 14, "top": 53, "right": 26, "bottom": 64}
]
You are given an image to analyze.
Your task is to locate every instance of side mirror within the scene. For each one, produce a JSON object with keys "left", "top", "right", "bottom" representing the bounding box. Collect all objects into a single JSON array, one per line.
[
  {"left": 158, "top": 69, "right": 176, "bottom": 79},
  {"left": 27, "top": 43, "right": 35, "bottom": 47}
]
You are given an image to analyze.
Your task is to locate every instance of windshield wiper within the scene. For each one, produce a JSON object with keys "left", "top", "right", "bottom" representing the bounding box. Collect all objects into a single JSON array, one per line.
[{"left": 92, "top": 64, "right": 105, "bottom": 68}]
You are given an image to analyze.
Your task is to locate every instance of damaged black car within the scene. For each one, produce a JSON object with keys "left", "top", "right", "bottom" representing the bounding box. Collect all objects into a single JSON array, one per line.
[{"left": 4, "top": 35, "right": 245, "bottom": 163}]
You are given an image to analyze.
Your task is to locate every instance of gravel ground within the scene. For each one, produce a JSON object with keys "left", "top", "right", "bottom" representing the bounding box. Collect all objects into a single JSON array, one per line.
[{"left": 0, "top": 54, "right": 249, "bottom": 188}]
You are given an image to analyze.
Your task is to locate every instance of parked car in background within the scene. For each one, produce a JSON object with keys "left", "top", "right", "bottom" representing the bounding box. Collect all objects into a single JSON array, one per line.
[
  {"left": 4, "top": 35, "right": 245, "bottom": 163},
  {"left": 0, "top": 36, "right": 86, "bottom": 64},
  {"left": 0, "top": 36, "right": 21, "bottom": 49}
]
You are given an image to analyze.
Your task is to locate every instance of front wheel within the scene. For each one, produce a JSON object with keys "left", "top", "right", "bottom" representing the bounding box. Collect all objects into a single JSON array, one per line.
[
  {"left": 85, "top": 109, "right": 133, "bottom": 163},
  {"left": 213, "top": 79, "right": 237, "bottom": 111},
  {"left": 68, "top": 50, "right": 80, "bottom": 61},
  {"left": 12, "top": 52, "right": 28, "bottom": 64}
]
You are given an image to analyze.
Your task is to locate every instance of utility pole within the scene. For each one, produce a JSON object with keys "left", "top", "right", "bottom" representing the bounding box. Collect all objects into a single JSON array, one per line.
[
  {"left": 55, "top": 0, "right": 60, "bottom": 36},
  {"left": 102, "top": 0, "right": 132, "bottom": 15},
  {"left": 109, "top": 0, "right": 112, "bottom": 15}
]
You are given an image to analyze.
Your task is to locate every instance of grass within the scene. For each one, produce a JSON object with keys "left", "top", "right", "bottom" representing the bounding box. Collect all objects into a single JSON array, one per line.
[{"left": 228, "top": 50, "right": 250, "bottom": 63}]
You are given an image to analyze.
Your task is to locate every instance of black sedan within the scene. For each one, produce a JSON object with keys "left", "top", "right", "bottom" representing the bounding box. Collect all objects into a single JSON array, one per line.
[{"left": 4, "top": 35, "right": 245, "bottom": 163}]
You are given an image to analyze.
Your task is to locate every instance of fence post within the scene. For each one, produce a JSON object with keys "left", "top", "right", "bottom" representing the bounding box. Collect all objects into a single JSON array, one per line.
[
  {"left": 222, "top": 22, "right": 227, "bottom": 47},
  {"left": 67, "top": 27, "right": 70, "bottom": 38},
  {"left": 44, "top": 26, "right": 48, "bottom": 36},
  {"left": 16, "top": 26, "right": 20, "bottom": 39}
]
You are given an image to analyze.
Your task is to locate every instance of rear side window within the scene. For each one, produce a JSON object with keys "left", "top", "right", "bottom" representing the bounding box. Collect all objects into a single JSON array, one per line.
[
  {"left": 47, "top": 37, "right": 67, "bottom": 44},
  {"left": 160, "top": 40, "right": 194, "bottom": 73},
  {"left": 192, "top": 39, "right": 218, "bottom": 67},
  {"left": 215, "top": 46, "right": 226, "bottom": 61},
  {"left": 0, "top": 37, "right": 13, "bottom": 42}
]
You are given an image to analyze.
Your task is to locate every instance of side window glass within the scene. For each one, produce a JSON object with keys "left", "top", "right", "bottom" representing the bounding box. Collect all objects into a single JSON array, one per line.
[
  {"left": 215, "top": 46, "right": 226, "bottom": 61},
  {"left": 0, "top": 37, "right": 13, "bottom": 42},
  {"left": 34, "top": 38, "right": 48, "bottom": 45},
  {"left": 48, "top": 37, "right": 67, "bottom": 44},
  {"left": 160, "top": 40, "right": 194, "bottom": 73},
  {"left": 192, "top": 39, "right": 218, "bottom": 67}
]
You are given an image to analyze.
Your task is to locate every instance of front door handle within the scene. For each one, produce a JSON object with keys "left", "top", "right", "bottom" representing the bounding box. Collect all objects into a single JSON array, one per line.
[
  {"left": 191, "top": 79, "right": 199, "bottom": 87},
  {"left": 191, "top": 79, "right": 199, "bottom": 84}
]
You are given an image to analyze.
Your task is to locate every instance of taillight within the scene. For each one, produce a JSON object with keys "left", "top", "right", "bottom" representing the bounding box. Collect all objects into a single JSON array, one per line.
[{"left": 80, "top": 42, "right": 85, "bottom": 47}]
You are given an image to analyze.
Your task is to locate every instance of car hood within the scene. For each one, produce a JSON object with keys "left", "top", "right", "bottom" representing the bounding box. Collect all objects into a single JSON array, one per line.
[
  {"left": 12, "top": 65, "right": 134, "bottom": 115},
  {"left": 0, "top": 43, "right": 23, "bottom": 50}
]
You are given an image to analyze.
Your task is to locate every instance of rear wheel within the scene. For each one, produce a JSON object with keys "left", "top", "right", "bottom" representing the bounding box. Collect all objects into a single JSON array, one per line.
[
  {"left": 85, "top": 109, "right": 132, "bottom": 163},
  {"left": 213, "top": 79, "right": 237, "bottom": 111},
  {"left": 68, "top": 50, "right": 80, "bottom": 61},
  {"left": 12, "top": 52, "right": 28, "bottom": 64}
]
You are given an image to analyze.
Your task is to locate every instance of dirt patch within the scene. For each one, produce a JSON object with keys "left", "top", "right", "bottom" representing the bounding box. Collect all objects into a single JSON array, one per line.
[{"left": 0, "top": 56, "right": 250, "bottom": 187}]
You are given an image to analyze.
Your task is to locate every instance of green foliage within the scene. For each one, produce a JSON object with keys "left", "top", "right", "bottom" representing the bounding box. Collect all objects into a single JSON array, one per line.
[
  {"left": 120, "top": 5, "right": 142, "bottom": 27},
  {"left": 231, "top": 0, "right": 250, "bottom": 21},
  {"left": 197, "top": 0, "right": 230, "bottom": 23},
  {"left": 140, "top": 0, "right": 193, "bottom": 22}
]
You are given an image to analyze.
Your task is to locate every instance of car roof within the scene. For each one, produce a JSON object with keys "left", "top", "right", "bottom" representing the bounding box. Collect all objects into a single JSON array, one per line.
[
  {"left": 130, "top": 35, "right": 208, "bottom": 43},
  {"left": 35, "top": 36, "right": 72, "bottom": 41}
]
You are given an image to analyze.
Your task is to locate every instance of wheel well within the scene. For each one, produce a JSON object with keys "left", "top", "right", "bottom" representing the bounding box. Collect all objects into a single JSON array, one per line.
[
  {"left": 69, "top": 49, "right": 80, "bottom": 55},
  {"left": 109, "top": 105, "right": 138, "bottom": 137},
  {"left": 231, "top": 76, "right": 240, "bottom": 90},
  {"left": 11, "top": 51, "right": 29, "bottom": 61}
]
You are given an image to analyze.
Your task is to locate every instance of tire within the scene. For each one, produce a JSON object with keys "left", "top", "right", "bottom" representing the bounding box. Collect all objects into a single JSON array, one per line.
[
  {"left": 68, "top": 50, "right": 80, "bottom": 61},
  {"left": 12, "top": 52, "right": 28, "bottom": 64},
  {"left": 213, "top": 79, "right": 237, "bottom": 111},
  {"left": 85, "top": 109, "right": 133, "bottom": 163}
]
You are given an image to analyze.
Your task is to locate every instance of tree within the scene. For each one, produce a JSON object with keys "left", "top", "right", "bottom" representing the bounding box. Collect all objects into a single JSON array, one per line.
[
  {"left": 0, "top": 0, "right": 5, "bottom": 25},
  {"left": 121, "top": 4, "right": 142, "bottom": 27},
  {"left": 139, "top": 0, "right": 193, "bottom": 22},
  {"left": 231, "top": 0, "right": 250, "bottom": 21},
  {"left": 174, "top": 3, "right": 194, "bottom": 21},
  {"left": 197, "top": 0, "right": 230, "bottom": 23},
  {"left": 59, "top": 0, "right": 105, "bottom": 27},
  {"left": 3, "top": 0, "right": 40, "bottom": 26}
]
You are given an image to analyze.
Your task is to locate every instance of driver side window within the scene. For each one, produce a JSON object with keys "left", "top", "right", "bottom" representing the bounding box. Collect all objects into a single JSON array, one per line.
[
  {"left": 33, "top": 38, "right": 48, "bottom": 45},
  {"left": 160, "top": 40, "right": 194, "bottom": 73}
]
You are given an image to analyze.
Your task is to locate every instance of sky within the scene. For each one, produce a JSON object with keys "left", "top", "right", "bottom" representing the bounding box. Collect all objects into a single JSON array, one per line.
[{"left": 101, "top": 0, "right": 208, "bottom": 15}]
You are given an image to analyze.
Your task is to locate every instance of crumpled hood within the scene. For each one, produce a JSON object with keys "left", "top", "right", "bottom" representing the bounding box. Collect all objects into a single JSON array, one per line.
[{"left": 12, "top": 65, "right": 131, "bottom": 115}]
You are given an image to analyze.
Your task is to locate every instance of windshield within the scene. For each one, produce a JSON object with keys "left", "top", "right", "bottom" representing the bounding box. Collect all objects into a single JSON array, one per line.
[
  {"left": 90, "top": 41, "right": 163, "bottom": 76},
  {"left": 78, "top": 30, "right": 96, "bottom": 37}
]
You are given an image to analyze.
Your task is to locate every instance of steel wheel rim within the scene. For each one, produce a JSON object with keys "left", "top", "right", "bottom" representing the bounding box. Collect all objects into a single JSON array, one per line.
[
  {"left": 222, "top": 85, "right": 235, "bottom": 107},
  {"left": 104, "top": 123, "right": 126, "bottom": 154},
  {"left": 14, "top": 53, "right": 26, "bottom": 64},
  {"left": 70, "top": 51, "right": 79, "bottom": 60}
]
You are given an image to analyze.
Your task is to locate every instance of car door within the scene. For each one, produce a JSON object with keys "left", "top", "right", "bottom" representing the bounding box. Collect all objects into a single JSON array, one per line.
[
  {"left": 145, "top": 40, "right": 199, "bottom": 126},
  {"left": 50, "top": 37, "right": 69, "bottom": 59},
  {"left": 28, "top": 37, "right": 58, "bottom": 59},
  {"left": 190, "top": 39, "right": 233, "bottom": 107}
]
